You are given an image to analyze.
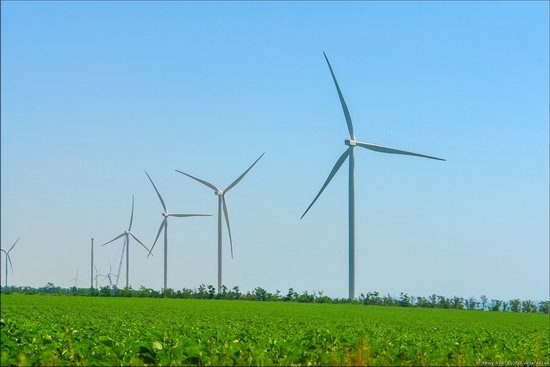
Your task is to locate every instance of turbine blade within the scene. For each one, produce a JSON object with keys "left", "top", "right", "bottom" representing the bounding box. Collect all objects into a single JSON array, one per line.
[
  {"left": 301, "top": 148, "right": 350, "bottom": 219},
  {"left": 167, "top": 213, "right": 211, "bottom": 217},
  {"left": 101, "top": 233, "right": 125, "bottom": 247},
  {"left": 355, "top": 141, "right": 446, "bottom": 161},
  {"left": 222, "top": 196, "right": 234, "bottom": 259},
  {"left": 129, "top": 232, "right": 153, "bottom": 257},
  {"left": 128, "top": 195, "right": 134, "bottom": 231},
  {"left": 323, "top": 52, "right": 355, "bottom": 139},
  {"left": 145, "top": 171, "right": 167, "bottom": 212},
  {"left": 8, "top": 237, "right": 20, "bottom": 253},
  {"left": 224, "top": 153, "right": 265, "bottom": 193},
  {"left": 174, "top": 170, "right": 219, "bottom": 191},
  {"left": 149, "top": 219, "right": 166, "bottom": 258},
  {"left": 7, "top": 254, "right": 14, "bottom": 274}
]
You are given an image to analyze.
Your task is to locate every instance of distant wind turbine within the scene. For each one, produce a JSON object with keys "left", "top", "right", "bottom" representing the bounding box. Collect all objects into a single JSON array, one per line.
[
  {"left": 145, "top": 171, "right": 211, "bottom": 291},
  {"left": 70, "top": 269, "right": 82, "bottom": 288},
  {"left": 94, "top": 265, "right": 107, "bottom": 289},
  {"left": 301, "top": 52, "right": 445, "bottom": 299},
  {"left": 90, "top": 238, "right": 94, "bottom": 289},
  {"left": 106, "top": 262, "right": 118, "bottom": 288},
  {"left": 93, "top": 265, "right": 105, "bottom": 288},
  {"left": 1, "top": 237, "right": 19, "bottom": 288},
  {"left": 101, "top": 195, "right": 152, "bottom": 289},
  {"left": 175, "top": 152, "right": 265, "bottom": 293}
]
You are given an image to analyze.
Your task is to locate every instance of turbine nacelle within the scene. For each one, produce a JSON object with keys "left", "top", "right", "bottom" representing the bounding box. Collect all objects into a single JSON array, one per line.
[
  {"left": 345, "top": 139, "right": 357, "bottom": 147},
  {"left": 162, "top": 212, "right": 168, "bottom": 217},
  {"left": 215, "top": 190, "right": 224, "bottom": 196}
]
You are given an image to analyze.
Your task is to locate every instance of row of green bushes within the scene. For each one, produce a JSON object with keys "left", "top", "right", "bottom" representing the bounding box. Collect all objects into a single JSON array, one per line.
[{"left": 2, "top": 284, "right": 548, "bottom": 314}]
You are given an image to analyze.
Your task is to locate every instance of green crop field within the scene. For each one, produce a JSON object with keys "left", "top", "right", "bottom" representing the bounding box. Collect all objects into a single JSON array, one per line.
[{"left": 1, "top": 294, "right": 548, "bottom": 366}]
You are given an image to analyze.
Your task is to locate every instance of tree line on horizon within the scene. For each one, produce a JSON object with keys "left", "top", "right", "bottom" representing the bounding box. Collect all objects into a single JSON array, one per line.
[{"left": 1, "top": 284, "right": 548, "bottom": 314}]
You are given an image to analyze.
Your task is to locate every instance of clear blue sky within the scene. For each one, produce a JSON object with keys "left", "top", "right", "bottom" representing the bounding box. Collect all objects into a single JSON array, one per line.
[{"left": 1, "top": 1, "right": 548, "bottom": 300}]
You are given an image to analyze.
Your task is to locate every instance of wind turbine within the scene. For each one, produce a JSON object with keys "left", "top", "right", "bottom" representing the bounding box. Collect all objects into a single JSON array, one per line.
[
  {"left": 145, "top": 171, "right": 211, "bottom": 291},
  {"left": 1, "top": 237, "right": 19, "bottom": 288},
  {"left": 70, "top": 269, "right": 82, "bottom": 288},
  {"left": 101, "top": 196, "right": 152, "bottom": 289},
  {"left": 301, "top": 52, "right": 445, "bottom": 299},
  {"left": 93, "top": 265, "right": 105, "bottom": 288},
  {"left": 90, "top": 238, "right": 94, "bottom": 289},
  {"left": 175, "top": 152, "right": 265, "bottom": 293},
  {"left": 106, "top": 262, "right": 118, "bottom": 288}
]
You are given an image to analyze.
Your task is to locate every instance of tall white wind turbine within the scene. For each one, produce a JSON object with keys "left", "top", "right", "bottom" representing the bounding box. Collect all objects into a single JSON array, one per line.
[
  {"left": 101, "top": 195, "right": 152, "bottom": 289},
  {"left": 145, "top": 171, "right": 211, "bottom": 291},
  {"left": 175, "top": 153, "right": 265, "bottom": 293},
  {"left": 1, "top": 237, "right": 19, "bottom": 288},
  {"left": 301, "top": 52, "right": 445, "bottom": 299}
]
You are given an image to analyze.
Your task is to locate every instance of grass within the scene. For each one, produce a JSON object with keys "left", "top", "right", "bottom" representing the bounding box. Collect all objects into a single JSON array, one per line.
[{"left": 1, "top": 294, "right": 548, "bottom": 366}]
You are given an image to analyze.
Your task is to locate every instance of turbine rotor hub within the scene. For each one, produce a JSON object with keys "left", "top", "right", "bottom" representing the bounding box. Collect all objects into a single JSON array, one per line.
[
  {"left": 215, "top": 190, "right": 224, "bottom": 196},
  {"left": 162, "top": 212, "right": 168, "bottom": 217},
  {"left": 345, "top": 139, "right": 357, "bottom": 146}
]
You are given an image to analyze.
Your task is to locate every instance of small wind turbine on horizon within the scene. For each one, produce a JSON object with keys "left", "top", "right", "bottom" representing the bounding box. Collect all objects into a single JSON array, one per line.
[
  {"left": 175, "top": 152, "right": 265, "bottom": 293},
  {"left": 1, "top": 237, "right": 19, "bottom": 288},
  {"left": 106, "top": 262, "right": 118, "bottom": 288},
  {"left": 93, "top": 265, "right": 105, "bottom": 288},
  {"left": 101, "top": 195, "right": 152, "bottom": 289},
  {"left": 70, "top": 269, "right": 82, "bottom": 288},
  {"left": 145, "top": 171, "right": 211, "bottom": 291},
  {"left": 301, "top": 52, "right": 445, "bottom": 300}
]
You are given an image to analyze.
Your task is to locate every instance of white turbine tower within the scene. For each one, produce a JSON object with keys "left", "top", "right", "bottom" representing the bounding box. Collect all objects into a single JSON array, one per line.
[
  {"left": 145, "top": 171, "right": 211, "bottom": 292},
  {"left": 175, "top": 152, "right": 265, "bottom": 293},
  {"left": 1, "top": 237, "right": 19, "bottom": 288},
  {"left": 114, "top": 238, "right": 126, "bottom": 288},
  {"left": 101, "top": 195, "right": 152, "bottom": 289},
  {"left": 301, "top": 52, "right": 445, "bottom": 300}
]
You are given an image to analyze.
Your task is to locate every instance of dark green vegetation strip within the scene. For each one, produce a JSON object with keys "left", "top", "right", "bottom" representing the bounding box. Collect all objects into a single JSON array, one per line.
[{"left": 1, "top": 295, "right": 548, "bottom": 366}]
